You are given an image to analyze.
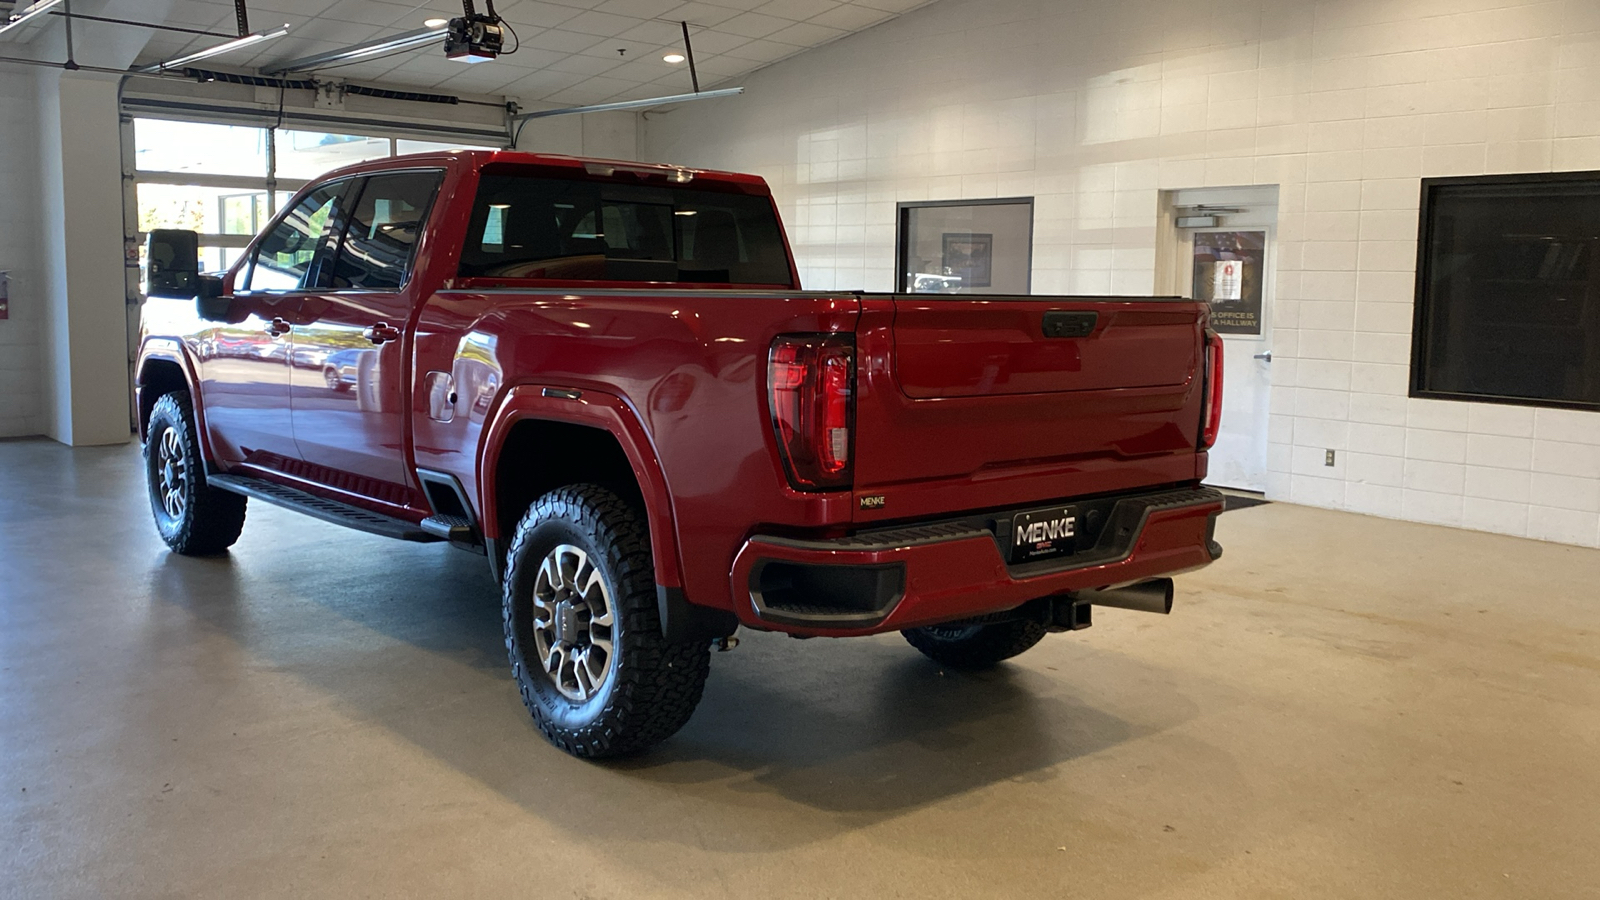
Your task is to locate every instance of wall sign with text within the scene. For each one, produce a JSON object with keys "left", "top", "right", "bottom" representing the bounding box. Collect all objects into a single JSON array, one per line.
[{"left": 1191, "top": 231, "right": 1266, "bottom": 335}]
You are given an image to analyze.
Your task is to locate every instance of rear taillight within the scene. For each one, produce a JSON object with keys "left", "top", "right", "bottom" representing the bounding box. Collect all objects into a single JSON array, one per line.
[
  {"left": 1201, "top": 328, "right": 1224, "bottom": 450},
  {"left": 769, "top": 334, "right": 855, "bottom": 491}
]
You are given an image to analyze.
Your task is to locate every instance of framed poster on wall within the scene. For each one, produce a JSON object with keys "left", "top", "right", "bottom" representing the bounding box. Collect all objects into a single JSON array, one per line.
[
  {"left": 1192, "top": 230, "right": 1266, "bottom": 335},
  {"left": 942, "top": 232, "right": 994, "bottom": 288}
]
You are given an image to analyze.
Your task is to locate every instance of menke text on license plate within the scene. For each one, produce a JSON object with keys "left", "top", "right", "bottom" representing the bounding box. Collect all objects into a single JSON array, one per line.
[{"left": 1010, "top": 505, "right": 1079, "bottom": 563}]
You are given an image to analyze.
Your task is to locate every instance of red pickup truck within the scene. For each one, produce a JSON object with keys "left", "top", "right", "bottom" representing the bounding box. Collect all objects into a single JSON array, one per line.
[{"left": 138, "top": 150, "right": 1225, "bottom": 758}]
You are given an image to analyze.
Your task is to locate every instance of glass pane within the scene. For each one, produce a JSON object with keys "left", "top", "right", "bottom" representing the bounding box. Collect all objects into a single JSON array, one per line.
[
  {"left": 246, "top": 183, "right": 346, "bottom": 291},
  {"left": 1419, "top": 178, "right": 1600, "bottom": 407},
  {"left": 458, "top": 173, "right": 792, "bottom": 285},
  {"left": 330, "top": 171, "right": 443, "bottom": 291},
  {"left": 201, "top": 246, "right": 249, "bottom": 273},
  {"left": 902, "top": 202, "right": 1033, "bottom": 294},
  {"left": 275, "top": 131, "right": 392, "bottom": 180},
  {"left": 134, "top": 119, "right": 269, "bottom": 176},
  {"left": 396, "top": 139, "right": 499, "bottom": 154},
  {"left": 138, "top": 183, "right": 269, "bottom": 235}
]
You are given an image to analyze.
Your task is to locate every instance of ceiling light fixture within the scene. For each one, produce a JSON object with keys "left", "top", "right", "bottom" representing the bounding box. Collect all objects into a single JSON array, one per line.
[
  {"left": 137, "top": 24, "right": 291, "bottom": 72},
  {"left": 663, "top": 52, "right": 685, "bottom": 64},
  {"left": 0, "top": 0, "right": 65, "bottom": 38},
  {"left": 424, "top": 18, "right": 449, "bottom": 27},
  {"left": 263, "top": 24, "right": 447, "bottom": 73}
]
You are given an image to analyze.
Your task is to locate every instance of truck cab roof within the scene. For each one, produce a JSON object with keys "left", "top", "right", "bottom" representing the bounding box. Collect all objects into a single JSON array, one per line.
[{"left": 315, "top": 148, "right": 774, "bottom": 193}]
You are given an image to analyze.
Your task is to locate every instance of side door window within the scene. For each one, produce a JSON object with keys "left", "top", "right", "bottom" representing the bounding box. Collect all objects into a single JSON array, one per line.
[
  {"left": 328, "top": 170, "right": 444, "bottom": 291},
  {"left": 243, "top": 182, "right": 347, "bottom": 291}
]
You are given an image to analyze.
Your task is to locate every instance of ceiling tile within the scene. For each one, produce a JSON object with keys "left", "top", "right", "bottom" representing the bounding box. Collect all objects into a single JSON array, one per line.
[
  {"left": 807, "top": 4, "right": 892, "bottom": 31},
  {"left": 658, "top": 3, "right": 743, "bottom": 27},
  {"left": 752, "top": 0, "right": 840, "bottom": 21},
  {"left": 718, "top": 37, "right": 804, "bottom": 63},
  {"left": 673, "top": 28, "right": 749, "bottom": 55},
  {"left": 559, "top": 10, "right": 646, "bottom": 37},
  {"left": 546, "top": 53, "right": 627, "bottom": 76},
  {"left": 520, "top": 28, "right": 609, "bottom": 53},
  {"left": 497, "top": 2, "right": 585, "bottom": 29},
  {"left": 764, "top": 20, "right": 845, "bottom": 46},
  {"left": 716, "top": 11, "right": 791, "bottom": 39},
  {"left": 594, "top": 0, "right": 685, "bottom": 19}
]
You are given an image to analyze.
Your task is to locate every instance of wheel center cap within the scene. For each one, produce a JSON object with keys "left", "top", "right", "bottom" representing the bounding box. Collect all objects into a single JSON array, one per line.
[
  {"left": 163, "top": 463, "right": 176, "bottom": 485},
  {"left": 553, "top": 599, "right": 581, "bottom": 647}
]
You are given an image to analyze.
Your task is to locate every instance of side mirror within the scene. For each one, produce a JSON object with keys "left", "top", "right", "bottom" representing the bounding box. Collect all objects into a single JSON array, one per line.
[
  {"left": 196, "top": 276, "right": 238, "bottom": 322},
  {"left": 144, "top": 229, "right": 201, "bottom": 298}
]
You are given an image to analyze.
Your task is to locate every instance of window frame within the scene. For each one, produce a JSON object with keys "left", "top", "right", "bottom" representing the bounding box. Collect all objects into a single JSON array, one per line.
[{"left": 1410, "top": 170, "right": 1600, "bottom": 413}]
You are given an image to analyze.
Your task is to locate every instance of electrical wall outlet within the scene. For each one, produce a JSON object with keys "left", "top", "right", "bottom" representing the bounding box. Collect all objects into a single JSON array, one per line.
[{"left": 1325, "top": 449, "right": 1336, "bottom": 466}]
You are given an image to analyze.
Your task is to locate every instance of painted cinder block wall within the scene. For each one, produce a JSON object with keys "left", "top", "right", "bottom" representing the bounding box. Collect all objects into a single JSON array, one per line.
[{"left": 642, "top": 0, "right": 1600, "bottom": 548}]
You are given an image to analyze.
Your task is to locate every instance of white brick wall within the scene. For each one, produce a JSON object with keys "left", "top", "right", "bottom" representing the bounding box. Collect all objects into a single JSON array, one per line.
[
  {"left": 0, "top": 64, "right": 42, "bottom": 438},
  {"left": 643, "top": 0, "right": 1600, "bottom": 548}
]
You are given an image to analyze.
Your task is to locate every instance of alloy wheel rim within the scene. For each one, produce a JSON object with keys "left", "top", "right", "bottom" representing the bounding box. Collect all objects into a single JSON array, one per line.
[
  {"left": 156, "top": 426, "right": 188, "bottom": 522},
  {"left": 530, "top": 544, "right": 616, "bottom": 702}
]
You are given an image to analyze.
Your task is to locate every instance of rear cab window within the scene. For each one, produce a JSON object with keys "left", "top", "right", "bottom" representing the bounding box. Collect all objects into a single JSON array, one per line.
[{"left": 458, "top": 166, "right": 794, "bottom": 287}]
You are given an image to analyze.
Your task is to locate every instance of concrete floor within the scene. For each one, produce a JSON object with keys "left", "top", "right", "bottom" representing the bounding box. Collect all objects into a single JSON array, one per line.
[{"left": 2, "top": 438, "right": 1598, "bottom": 899}]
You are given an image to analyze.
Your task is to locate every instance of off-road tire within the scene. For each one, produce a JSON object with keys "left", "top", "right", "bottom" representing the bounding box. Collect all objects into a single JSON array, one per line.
[
  {"left": 144, "top": 391, "right": 248, "bottom": 555},
  {"left": 503, "top": 484, "right": 711, "bottom": 758},
  {"left": 902, "top": 619, "right": 1049, "bottom": 670}
]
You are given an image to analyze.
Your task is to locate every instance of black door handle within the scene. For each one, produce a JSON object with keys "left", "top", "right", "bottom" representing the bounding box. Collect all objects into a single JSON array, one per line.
[
  {"left": 266, "top": 317, "right": 291, "bottom": 337},
  {"left": 364, "top": 322, "right": 402, "bottom": 345}
]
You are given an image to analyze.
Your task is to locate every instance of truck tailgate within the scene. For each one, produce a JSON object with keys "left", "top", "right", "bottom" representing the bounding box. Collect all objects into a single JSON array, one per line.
[{"left": 852, "top": 294, "right": 1208, "bottom": 524}]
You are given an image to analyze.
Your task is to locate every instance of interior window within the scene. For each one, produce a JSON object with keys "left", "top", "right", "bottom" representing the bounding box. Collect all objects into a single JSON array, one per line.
[
  {"left": 330, "top": 170, "right": 444, "bottom": 291},
  {"left": 458, "top": 172, "right": 792, "bottom": 285},
  {"left": 1414, "top": 174, "right": 1600, "bottom": 410},
  {"left": 246, "top": 183, "right": 345, "bottom": 291}
]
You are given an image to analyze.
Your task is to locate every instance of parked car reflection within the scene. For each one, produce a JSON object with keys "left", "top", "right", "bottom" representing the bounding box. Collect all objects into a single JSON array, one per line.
[{"left": 320, "top": 348, "right": 371, "bottom": 393}]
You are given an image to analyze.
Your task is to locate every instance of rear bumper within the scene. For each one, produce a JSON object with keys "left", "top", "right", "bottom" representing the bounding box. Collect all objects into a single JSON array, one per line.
[{"left": 729, "top": 487, "right": 1223, "bottom": 637}]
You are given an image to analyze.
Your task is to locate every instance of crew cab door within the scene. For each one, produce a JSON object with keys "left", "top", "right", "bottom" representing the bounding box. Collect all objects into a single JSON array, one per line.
[
  {"left": 288, "top": 169, "right": 444, "bottom": 506},
  {"left": 202, "top": 181, "right": 346, "bottom": 470}
]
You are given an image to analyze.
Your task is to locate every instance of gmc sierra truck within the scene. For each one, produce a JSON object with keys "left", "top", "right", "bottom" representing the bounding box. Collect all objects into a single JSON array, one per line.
[{"left": 137, "top": 149, "right": 1225, "bottom": 758}]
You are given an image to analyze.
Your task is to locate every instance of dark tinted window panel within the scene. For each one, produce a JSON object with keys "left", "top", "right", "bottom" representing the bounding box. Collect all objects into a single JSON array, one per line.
[
  {"left": 331, "top": 170, "right": 443, "bottom": 292},
  {"left": 459, "top": 174, "right": 793, "bottom": 285},
  {"left": 1415, "top": 173, "right": 1600, "bottom": 411}
]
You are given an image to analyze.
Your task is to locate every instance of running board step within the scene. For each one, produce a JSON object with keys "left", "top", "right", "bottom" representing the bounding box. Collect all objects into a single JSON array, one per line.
[
  {"left": 420, "top": 514, "right": 485, "bottom": 553},
  {"left": 208, "top": 474, "right": 441, "bottom": 543}
]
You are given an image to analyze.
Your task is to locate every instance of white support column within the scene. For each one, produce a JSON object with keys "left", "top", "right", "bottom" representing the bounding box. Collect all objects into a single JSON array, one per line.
[{"left": 36, "top": 71, "right": 134, "bottom": 446}]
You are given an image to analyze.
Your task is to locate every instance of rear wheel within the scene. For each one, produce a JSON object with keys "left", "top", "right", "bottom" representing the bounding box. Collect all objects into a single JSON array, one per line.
[
  {"left": 144, "top": 391, "right": 248, "bottom": 555},
  {"left": 902, "top": 619, "right": 1049, "bottom": 670},
  {"left": 502, "top": 484, "right": 711, "bottom": 758}
]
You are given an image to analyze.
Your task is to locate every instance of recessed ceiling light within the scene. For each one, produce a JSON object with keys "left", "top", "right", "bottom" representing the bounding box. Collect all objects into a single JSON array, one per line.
[
  {"left": 424, "top": 17, "right": 449, "bottom": 28},
  {"left": 663, "top": 53, "right": 686, "bottom": 64}
]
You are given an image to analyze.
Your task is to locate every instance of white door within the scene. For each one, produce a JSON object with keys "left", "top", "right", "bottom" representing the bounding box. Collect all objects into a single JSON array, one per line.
[
  {"left": 1192, "top": 226, "right": 1274, "bottom": 491},
  {"left": 1159, "top": 187, "right": 1278, "bottom": 493}
]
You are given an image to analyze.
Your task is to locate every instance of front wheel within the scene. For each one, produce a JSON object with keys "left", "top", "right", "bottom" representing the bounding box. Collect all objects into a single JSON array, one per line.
[
  {"left": 502, "top": 484, "right": 711, "bottom": 758},
  {"left": 902, "top": 619, "right": 1049, "bottom": 670},
  {"left": 144, "top": 391, "right": 248, "bottom": 555}
]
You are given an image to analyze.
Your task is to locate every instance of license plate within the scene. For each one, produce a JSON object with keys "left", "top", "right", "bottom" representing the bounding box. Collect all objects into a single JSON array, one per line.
[{"left": 1010, "top": 505, "right": 1080, "bottom": 563}]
